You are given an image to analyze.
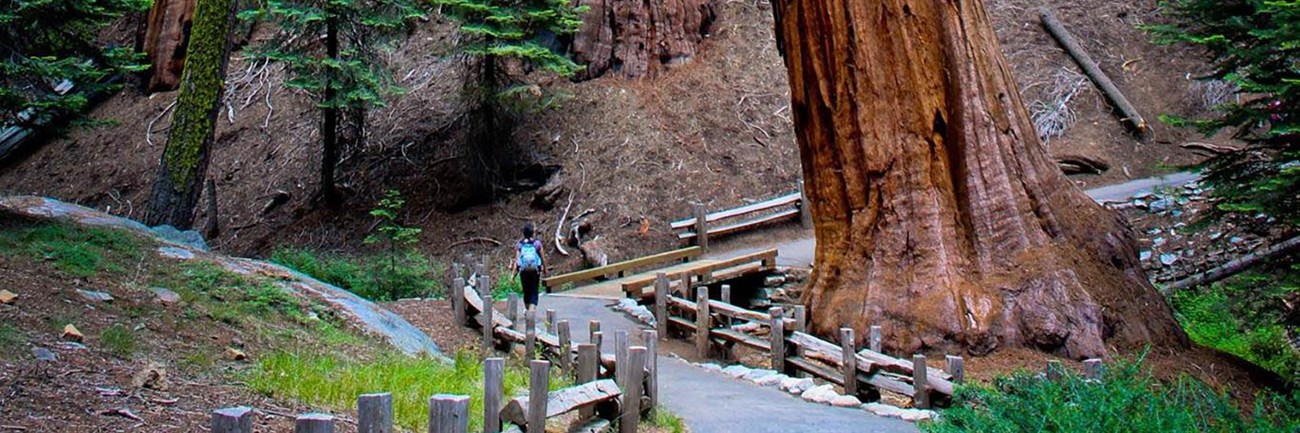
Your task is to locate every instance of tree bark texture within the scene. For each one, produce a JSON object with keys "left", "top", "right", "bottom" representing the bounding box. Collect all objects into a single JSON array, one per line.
[
  {"left": 143, "top": 0, "right": 197, "bottom": 92},
  {"left": 320, "top": 14, "right": 343, "bottom": 209},
  {"left": 773, "top": 0, "right": 1187, "bottom": 358},
  {"left": 144, "top": 0, "right": 236, "bottom": 229},
  {"left": 571, "top": 0, "right": 717, "bottom": 80}
]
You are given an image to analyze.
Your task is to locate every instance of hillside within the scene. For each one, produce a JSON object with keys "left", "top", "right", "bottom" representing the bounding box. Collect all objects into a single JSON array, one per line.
[{"left": 0, "top": 0, "right": 1225, "bottom": 273}]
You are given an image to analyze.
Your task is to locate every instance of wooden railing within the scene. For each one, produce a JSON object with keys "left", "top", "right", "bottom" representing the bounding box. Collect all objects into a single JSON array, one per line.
[
  {"left": 621, "top": 248, "right": 778, "bottom": 299},
  {"left": 541, "top": 246, "right": 703, "bottom": 291},
  {"left": 672, "top": 181, "right": 812, "bottom": 249}
]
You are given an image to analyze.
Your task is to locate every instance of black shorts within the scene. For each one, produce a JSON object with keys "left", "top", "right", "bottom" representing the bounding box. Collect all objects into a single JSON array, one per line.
[{"left": 520, "top": 269, "right": 541, "bottom": 307}]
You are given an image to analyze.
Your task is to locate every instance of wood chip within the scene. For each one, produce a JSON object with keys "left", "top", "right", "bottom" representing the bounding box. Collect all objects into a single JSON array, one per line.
[
  {"left": 0, "top": 290, "right": 17, "bottom": 304},
  {"left": 100, "top": 407, "right": 144, "bottom": 422}
]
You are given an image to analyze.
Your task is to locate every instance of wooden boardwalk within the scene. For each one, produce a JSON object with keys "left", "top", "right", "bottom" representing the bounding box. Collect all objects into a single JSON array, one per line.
[{"left": 548, "top": 249, "right": 778, "bottom": 300}]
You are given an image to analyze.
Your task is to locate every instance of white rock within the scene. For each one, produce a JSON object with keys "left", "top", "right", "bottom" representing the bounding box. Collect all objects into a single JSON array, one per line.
[
  {"left": 743, "top": 369, "right": 777, "bottom": 382},
  {"left": 862, "top": 403, "right": 905, "bottom": 418},
  {"left": 800, "top": 384, "right": 839, "bottom": 404},
  {"left": 899, "top": 409, "right": 939, "bottom": 422},
  {"left": 76, "top": 289, "right": 113, "bottom": 303},
  {"left": 696, "top": 363, "right": 724, "bottom": 373},
  {"left": 722, "top": 365, "right": 752, "bottom": 379},
  {"left": 831, "top": 395, "right": 862, "bottom": 407},
  {"left": 780, "top": 377, "right": 814, "bottom": 394},
  {"left": 156, "top": 246, "right": 195, "bottom": 260},
  {"left": 755, "top": 373, "right": 787, "bottom": 387}
]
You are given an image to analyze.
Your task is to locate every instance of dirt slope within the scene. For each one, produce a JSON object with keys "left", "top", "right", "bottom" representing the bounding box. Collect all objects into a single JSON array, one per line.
[{"left": 0, "top": 1, "right": 1226, "bottom": 272}]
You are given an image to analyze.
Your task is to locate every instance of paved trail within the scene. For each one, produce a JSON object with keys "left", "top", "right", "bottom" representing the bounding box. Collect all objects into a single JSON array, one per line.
[{"left": 537, "top": 295, "right": 918, "bottom": 433}]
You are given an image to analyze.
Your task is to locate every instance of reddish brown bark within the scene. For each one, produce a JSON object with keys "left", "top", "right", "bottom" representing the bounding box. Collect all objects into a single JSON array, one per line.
[
  {"left": 143, "top": 0, "right": 197, "bottom": 92},
  {"left": 774, "top": 0, "right": 1187, "bottom": 358},
  {"left": 571, "top": 0, "right": 716, "bottom": 80}
]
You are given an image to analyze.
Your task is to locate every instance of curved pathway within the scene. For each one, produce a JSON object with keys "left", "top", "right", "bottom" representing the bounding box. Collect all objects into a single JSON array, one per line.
[{"left": 538, "top": 295, "right": 918, "bottom": 433}]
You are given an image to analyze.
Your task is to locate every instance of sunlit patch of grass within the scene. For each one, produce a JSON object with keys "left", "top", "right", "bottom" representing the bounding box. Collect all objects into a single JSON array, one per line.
[
  {"left": 99, "top": 324, "right": 136, "bottom": 358},
  {"left": 0, "top": 324, "right": 24, "bottom": 355},
  {"left": 646, "top": 409, "right": 687, "bottom": 433},
  {"left": 0, "top": 221, "right": 145, "bottom": 277}
]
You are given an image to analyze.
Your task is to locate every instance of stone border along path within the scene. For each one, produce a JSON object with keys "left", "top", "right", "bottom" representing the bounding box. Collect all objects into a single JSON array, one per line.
[{"left": 538, "top": 295, "right": 919, "bottom": 433}]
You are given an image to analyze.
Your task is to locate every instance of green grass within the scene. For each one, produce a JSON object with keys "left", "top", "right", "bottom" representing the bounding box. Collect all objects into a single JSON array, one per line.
[
  {"left": 0, "top": 324, "right": 23, "bottom": 355},
  {"left": 647, "top": 409, "right": 687, "bottom": 433},
  {"left": 247, "top": 350, "right": 568, "bottom": 431},
  {"left": 270, "top": 247, "right": 447, "bottom": 301},
  {"left": 148, "top": 261, "right": 306, "bottom": 326},
  {"left": 0, "top": 221, "right": 146, "bottom": 277},
  {"left": 493, "top": 267, "right": 524, "bottom": 300},
  {"left": 99, "top": 324, "right": 136, "bottom": 358},
  {"left": 923, "top": 355, "right": 1300, "bottom": 433}
]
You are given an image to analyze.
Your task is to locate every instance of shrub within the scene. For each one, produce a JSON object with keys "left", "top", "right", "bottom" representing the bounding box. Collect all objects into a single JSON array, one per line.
[
  {"left": 271, "top": 247, "right": 446, "bottom": 301},
  {"left": 924, "top": 356, "right": 1300, "bottom": 433},
  {"left": 1172, "top": 264, "right": 1300, "bottom": 384},
  {"left": 99, "top": 324, "right": 136, "bottom": 358}
]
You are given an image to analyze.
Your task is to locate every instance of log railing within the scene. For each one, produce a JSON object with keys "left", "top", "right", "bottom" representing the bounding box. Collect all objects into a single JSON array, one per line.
[
  {"left": 541, "top": 246, "right": 703, "bottom": 291},
  {"left": 672, "top": 180, "right": 813, "bottom": 249}
]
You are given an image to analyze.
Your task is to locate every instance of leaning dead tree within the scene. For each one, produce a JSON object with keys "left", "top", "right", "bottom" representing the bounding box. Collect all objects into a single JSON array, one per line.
[
  {"left": 1040, "top": 8, "right": 1149, "bottom": 137},
  {"left": 1169, "top": 236, "right": 1300, "bottom": 292},
  {"left": 772, "top": 0, "right": 1187, "bottom": 358}
]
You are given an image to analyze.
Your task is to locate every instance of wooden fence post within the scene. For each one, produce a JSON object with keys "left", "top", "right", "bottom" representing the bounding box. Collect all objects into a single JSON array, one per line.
[
  {"left": 507, "top": 294, "right": 519, "bottom": 327},
  {"left": 945, "top": 355, "right": 965, "bottom": 384},
  {"left": 546, "top": 309, "right": 557, "bottom": 334},
  {"left": 622, "top": 347, "right": 647, "bottom": 433},
  {"left": 1083, "top": 358, "right": 1103, "bottom": 380},
  {"left": 869, "top": 326, "right": 882, "bottom": 353},
  {"left": 792, "top": 306, "right": 806, "bottom": 377},
  {"left": 483, "top": 358, "right": 505, "bottom": 433},
  {"left": 589, "top": 321, "right": 601, "bottom": 348},
  {"left": 525, "top": 309, "right": 537, "bottom": 360},
  {"left": 720, "top": 284, "right": 732, "bottom": 328},
  {"left": 557, "top": 320, "right": 571, "bottom": 373},
  {"left": 452, "top": 277, "right": 466, "bottom": 326},
  {"left": 643, "top": 330, "right": 658, "bottom": 409},
  {"left": 211, "top": 407, "right": 253, "bottom": 433},
  {"left": 770, "top": 307, "right": 786, "bottom": 373},
  {"left": 429, "top": 394, "right": 470, "bottom": 433},
  {"left": 481, "top": 288, "right": 494, "bottom": 356},
  {"left": 295, "top": 413, "right": 334, "bottom": 433},
  {"left": 452, "top": 263, "right": 463, "bottom": 283},
  {"left": 358, "top": 393, "right": 393, "bottom": 433},
  {"left": 591, "top": 331, "right": 603, "bottom": 353},
  {"left": 693, "top": 204, "right": 709, "bottom": 251},
  {"left": 654, "top": 273, "right": 669, "bottom": 338},
  {"left": 577, "top": 344, "right": 598, "bottom": 419},
  {"left": 840, "top": 328, "right": 857, "bottom": 397},
  {"left": 695, "top": 287, "right": 711, "bottom": 358},
  {"left": 614, "top": 330, "right": 629, "bottom": 388},
  {"left": 798, "top": 179, "right": 813, "bottom": 229},
  {"left": 528, "top": 360, "right": 551, "bottom": 432},
  {"left": 913, "top": 354, "right": 930, "bottom": 409},
  {"left": 481, "top": 274, "right": 492, "bottom": 299}
]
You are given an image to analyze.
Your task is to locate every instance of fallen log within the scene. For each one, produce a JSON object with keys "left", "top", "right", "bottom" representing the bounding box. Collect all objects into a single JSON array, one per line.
[
  {"left": 1168, "top": 236, "right": 1300, "bottom": 292},
  {"left": 1057, "top": 155, "right": 1111, "bottom": 175},
  {"left": 500, "top": 379, "right": 621, "bottom": 427},
  {"left": 1040, "top": 8, "right": 1148, "bottom": 136},
  {"left": 1181, "top": 142, "right": 1239, "bottom": 155},
  {"left": 532, "top": 171, "right": 567, "bottom": 210}
]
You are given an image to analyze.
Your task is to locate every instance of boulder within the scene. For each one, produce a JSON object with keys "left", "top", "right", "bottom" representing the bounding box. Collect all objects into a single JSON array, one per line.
[
  {"left": 151, "top": 287, "right": 182, "bottom": 304},
  {"left": 31, "top": 347, "right": 57, "bottom": 362},
  {"left": 800, "top": 384, "right": 839, "bottom": 404},
  {"left": 76, "top": 289, "right": 113, "bottom": 303},
  {"left": 831, "top": 395, "right": 862, "bottom": 408},
  {"left": 742, "top": 369, "right": 777, "bottom": 382},
  {"left": 780, "top": 377, "right": 815, "bottom": 394},
  {"left": 722, "top": 364, "right": 752, "bottom": 379},
  {"left": 755, "top": 373, "right": 787, "bottom": 387}
]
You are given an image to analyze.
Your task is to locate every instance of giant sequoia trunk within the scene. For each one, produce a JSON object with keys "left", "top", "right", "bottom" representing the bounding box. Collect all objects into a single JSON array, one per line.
[
  {"left": 571, "top": 0, "right": 716, "bottom": 79},
  {"left": 144, "top": 0, "right": 236, "bottom": 228},
  {"left": 773, "top": 0, "right": 1187, "bottom": 358},
  {"left": 143, "top": 0, "right": 197, "bottom": 92}
]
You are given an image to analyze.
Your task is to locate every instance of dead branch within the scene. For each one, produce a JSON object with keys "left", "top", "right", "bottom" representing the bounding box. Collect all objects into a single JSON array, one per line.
[
  {"left": 554, "top": 191, "right": 574, "bottom": 257},
  {"left": 448, "top": 237, "right": 502, "bottom": 250},
  {"left": 1056, "top": 154, "right": 1111, "bottom": 174},
  {"left": 1181, "top": 142, "right": 1239, "bottom": 155},
  {"left": 1168, "top": 236, "right": 1300, "bottom": 292},
  {"left": 144, "top": 99, "right": 178, "bottom": 148},
  {"left": 1040, "top": 8, "right": 1148, "bottom": 136}
]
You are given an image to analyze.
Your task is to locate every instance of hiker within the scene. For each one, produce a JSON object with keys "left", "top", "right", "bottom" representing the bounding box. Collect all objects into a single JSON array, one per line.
[{"left": 514, "top": 223, "right": 547, "bottom": 312}]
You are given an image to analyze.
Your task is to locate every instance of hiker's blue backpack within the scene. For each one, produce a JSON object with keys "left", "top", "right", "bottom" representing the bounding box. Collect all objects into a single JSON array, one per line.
[{"left": 518, "top": 240, "right": 542, "bottom": 271}]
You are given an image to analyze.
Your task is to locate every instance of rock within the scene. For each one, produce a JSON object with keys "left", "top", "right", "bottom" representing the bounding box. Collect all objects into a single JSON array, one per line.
[
  {"left": 156, "top": 246, "right": 195, "bottom": 260},
  {"left": 148, "top": 225, "right": 209, "bottom": 251},
  {"left": 131, "top": 362, "right": 169, "bottom": 390},
  {"left": 1133, "top": 191, "right": 1153, "bottom": 200},
  {"left": 831, "top": 395, "right": 862, "bottom": 408},
  {"left": 1159, "top": 253, "right": 1179, "bottom": 266},
  {"left": 722, "top": 364, "right": 752, "bottom": 379},
  {"left": 1210, "top": 232, "right": 1223, "bottom": 240},
  {"left": 1139, "top": 251, "right": 1153, "bottom": 261},
  {"left": 742, "top": 369, "right": 777, "bottom": 382},
  {"left": 1230, "top": 236, "right": 1245, "bottom": 244},
  {"left": 764, "top": 275, "right": 787, "bottom": 286},
  {"left": 0, "top": 290, "right": 16, "bottom": 304},
  {"left": 800, "top": 384, "right": 839, "bottom": 404},
  {"left": 62, "top": 324, "right": 83, "bottom": 342},
  {"left": 862, "top": 403, "right": 904, "bottom": 418},
  {"left": 780, "top": 377, "right": 815, "bottom": 394},
  {"left": 31, "top": 347, "right": 57, "bottom": 362},
  {"left": 76, "top": 289, "right": 114, "bottom": 303},
  {"left": 59, "top": 342, "right": 88, "bottom": 351},
  {"left": 899, "top": 409, "right": 939, "bottom": 422},
  {"left": 1152, "top": 237, "right": 1166, "bottom": 248},
  {"left": 1149, "top": 198, "right": 1175, "bottom": 212},
  {"left": 150, "top": 287, "right": 181, "bottom": 304},
  {"left": 755, "top": 373, "right": 787, "bottom": 387},
  {"left": 696, "top": 363, "right": 724, "bottom": 373},
  {"left": 224, "top": 347, "right": 247, "bottom": 361}
]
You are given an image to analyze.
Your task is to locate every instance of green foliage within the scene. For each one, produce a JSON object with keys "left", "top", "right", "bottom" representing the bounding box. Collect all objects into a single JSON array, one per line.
[
  {"left": 153, "top": 261, "right": 305, "bottom": 325},
  {"left": 99, "top": 324, "right": 137, "bottom": 358},
  {"left": 1149, "top": 1, "right": 1299, "bottom": 227},
  {"left": 248, "top": 350, "right": 568, "bottom": 431},
  {"left": 924, "top": 356, "right": 1300, "bottom": 433},
  {"left": 0, "top": 221, "right": 145, "bottom": 277},
  {"left": 0, "top": 0, "right": 148, "bottom": 128},
  {"left": 159, "top": 0, "right": 237, "bottom": 193},
  {"left": 1172, "top": 263, "right": 1300, "bottom": 384},
  {"left": 270, "top": 246, "right": 446, "bottom": 301},
  {"left": 365, "top": 190, "right": 423, "bottom": 249},
  {"left": 647, "top": 409, "right": 687, "bottom": 433},
  {"left": 492, "top": 266, "right": 523, "bottom": 299},
  {"left": 0, "top": 324, "right": 23, "bottom": 355}
]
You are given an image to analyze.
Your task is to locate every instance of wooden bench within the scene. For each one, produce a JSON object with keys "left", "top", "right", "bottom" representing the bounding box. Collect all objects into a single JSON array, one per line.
[
  {"left": 623, "top": 248, "right": 778, "bottom": 298},
  {"left": 542, "top": 246, "right": 702, "bottom": 291}
]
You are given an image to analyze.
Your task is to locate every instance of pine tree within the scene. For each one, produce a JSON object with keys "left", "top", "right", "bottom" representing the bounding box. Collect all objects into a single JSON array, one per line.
[
  {"left": 1150, "top": 1, "right": 1299, "bottom": 227},
  {"left": 1, "top": 0, "right": 149, "bottom": 129},
  {"left": 241, "top": 0, "right": 424, "bottom": 208}
]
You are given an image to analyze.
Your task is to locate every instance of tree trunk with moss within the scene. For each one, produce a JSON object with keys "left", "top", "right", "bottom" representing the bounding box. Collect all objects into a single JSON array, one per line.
[
  {"left": 144, "top": 0, "right": 236, "bottom": 228},
  {"left": 773, "top": 0, "right": 1187, "bottom": 359},
  {"left": 143, "top": 0, "right": 197, "bottom": 92}
]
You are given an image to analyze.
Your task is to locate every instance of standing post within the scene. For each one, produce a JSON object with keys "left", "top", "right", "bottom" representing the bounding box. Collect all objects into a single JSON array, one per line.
[
  {"left": 295, "top": 413, "right": 334, "bottom": 433},
  {"left": 591, "top": 331, "right": 603, "bottom": 353},
  {"left": 576, "top": 344, "right": 598, "bottom": 419},
  {"left": 1083, "top": 358, "right": 1103, "bottom": 380},
  {"left": 839, "top": 328, "right": 857, "bottom": 397},
  {"left": 507, "top": 293, "right": 519, "bottom": 327},
  {"left": 693, "top": 204, "right": 709, "bottom": 251},
  {"left": 557, "top": 320, "right": 572, "bottom": 373},
  {"left": 792, "top": 306, "right": 807, "bottom": 377},
  {"left": 589, "top": 320, "right": 601, "bottom": 348},
  {"left": 643, "top": 330, "right": 659, "bottom": 409},
  {"left": 654, "top": 272, "right": 669, "bottom": 338},
  {"left": 945, "top": 355, "right": 965, "bottom": 384},
  {"left": 525, "top": 309, "right": 537, "bottom": 360},
  {"left": 770, "top": 307, "right": 786, "bottom": 373},
  {"left": 358, "top": 393, "right": 393, "bottom": 433},
  {"left": 614, "top": 330, "right": 629, "bottom": 388},
  {"left": 695, "top": 287, "right": 711, "bottom": 358},
  {"left": 480, "top": 274, "right": 492, "bottom": 300},
  {"left": 528, "top": 360, "right": 551, "bottom": 433},
  {"left": 483, "top": 358, "right": 505, "bottom": 433},
  {"left": 481, "top": 287, "right": 495, "bottom": 356},
  {"left": 719, "top": 284, "right": 732, "bottom": 328},
  {"left": 429, "top": 394, "right": 470, "bottom": 433},
  {"left": 912, "top": 355, "right": 930, "bottom": 409},
  {"left": 546, "top": 309, "right": 557, "bottom": 334},
  {"left": 452, "top": 263, "right": 463, "bottom": 283},
  {"left": 211, "top": 407, "right": 253, "bottom": 433},
  {"left": 869, "top": 326, "right": 882, "bottom": 353},
  {"left": 622, "top": 347, "right": 647, "bottom": 433},
  {"left": 452, "top": 277, "right": 466, "bottom": 326},
  {"left": 798, "top": 179, "right": 813, "bottom": 229}
]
